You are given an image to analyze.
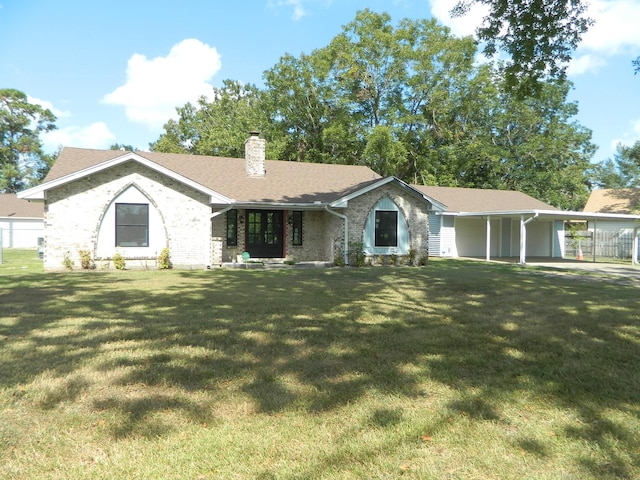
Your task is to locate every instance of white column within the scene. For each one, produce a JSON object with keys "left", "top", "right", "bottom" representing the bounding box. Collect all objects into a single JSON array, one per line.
[
  {"left": 519, "top": 215, "right": 526, "bottom": 265},
  {"left": 486, "top": 216, "right": 491, "bottom": 261}
]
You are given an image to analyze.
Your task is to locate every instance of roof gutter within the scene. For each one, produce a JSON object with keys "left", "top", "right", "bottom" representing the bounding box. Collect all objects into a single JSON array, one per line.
[{"left": 325, "top": 206, "right": 348, "bottom": 265}]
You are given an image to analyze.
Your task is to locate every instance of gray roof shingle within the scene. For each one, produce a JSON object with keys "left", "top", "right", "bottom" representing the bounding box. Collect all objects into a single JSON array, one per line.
[
  {"left": 45, "top": 147, "right": 383, "bottom": 204},
  {"left": 583, "top": 188, "right": 640, "bottom": 214},
  {"left": 413, "top": 185, "right": 558, "bottom": 212},
  {"left": 0, "top": 194, "right": 44, "bottom": 218}
]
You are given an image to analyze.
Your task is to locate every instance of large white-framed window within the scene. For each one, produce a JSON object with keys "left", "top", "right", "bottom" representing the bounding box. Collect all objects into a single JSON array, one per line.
[{"left": 96, "top": 185, "right": 165, "bottom": 258}]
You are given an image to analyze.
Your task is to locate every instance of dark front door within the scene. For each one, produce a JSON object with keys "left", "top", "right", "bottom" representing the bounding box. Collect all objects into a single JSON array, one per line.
[{"left": 246, "top": 210, "right": 284, "bottom": 258}]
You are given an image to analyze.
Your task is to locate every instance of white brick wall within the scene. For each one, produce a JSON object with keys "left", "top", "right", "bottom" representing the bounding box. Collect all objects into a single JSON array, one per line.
[
  {"left": 43, "top": 162, "right": 430, "bottom": 270},
  {"left": 44, "top": 162, "right": 212, "bottom": 270}
]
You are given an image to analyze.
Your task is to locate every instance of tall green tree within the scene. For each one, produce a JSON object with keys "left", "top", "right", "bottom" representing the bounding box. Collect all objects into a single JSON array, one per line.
[
  {"left": 452, "top": 0, "right": 593, "bottom": 96},
  {"left": 0, "top": 89, "right": 57, "bottom": 192},
  {"left": 152, "top": 10, "right": 595, "bottom": 209},
  {"left": 592, "top": 141, "right": 640, "bottom": 189},
  {"left": 485, "top": 78, "right": 595, "bottom": 209},
  {"left": 151, "top": 80, "right": 277, "bottom": 158}
]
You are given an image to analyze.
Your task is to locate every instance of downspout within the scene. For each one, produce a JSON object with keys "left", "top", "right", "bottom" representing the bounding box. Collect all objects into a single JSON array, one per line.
[
  {"left": 325, "top": 206, "right": 348, "bottom": 265},
  {"left": 519, "top": 213, "right": 539, "bottom": 265}
]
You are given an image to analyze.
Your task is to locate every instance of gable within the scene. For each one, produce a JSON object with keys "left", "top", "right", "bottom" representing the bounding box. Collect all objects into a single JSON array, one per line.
[
  {"left": 19, "top": 150, "right": 233, "bottom": 204},
  {"left": 583, "top": 189, "right": 640, "bottom": 214}
]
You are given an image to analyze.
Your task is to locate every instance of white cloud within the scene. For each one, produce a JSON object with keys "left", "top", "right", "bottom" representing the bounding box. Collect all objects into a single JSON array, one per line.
[
  {"left": 102, "top": 39, "right": 221, "bottom": 131},
  {"left": 27, "top": 95, "right": 71, "bottom": 118},
  {"left": 566, "top": 54, "right": 607, "bottom": 76},
  {"left": 609, "top": 118, "right": 640, "bottom": 152},
  {"left": 42, "top": 122, "right": 115, "bottom": 151},
  {"left": 429, "top": 0, "right": 488, "bottom": 38},
  {"left": 268, "top": 0, "right": 307, "bottom": 21},
  {"left": 569, "top": 0, "right": 640, "bottom": 75},
  {"left": 580, "top": 0, "right": 640, "bottom": 55}
]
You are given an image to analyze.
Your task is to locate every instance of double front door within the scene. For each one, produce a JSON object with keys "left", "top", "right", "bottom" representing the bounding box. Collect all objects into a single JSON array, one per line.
[{"left": 245, "top": 210, "right": 284, "bottom": 258}]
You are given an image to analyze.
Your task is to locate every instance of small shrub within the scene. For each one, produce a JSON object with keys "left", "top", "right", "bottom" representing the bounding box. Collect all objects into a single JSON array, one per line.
[
  {"left": 390, "top": 253, "right": 398, "bottom": 265},
  {"left": 62, "top": 251, "right": 73, "bottom": 270},
  {"left": 158, "top": 248, "right": 172, "bottom": 269},
  {"left": 349, "top": 242, "right": 366, "bottom": 267},
  {"left": 78, "top": 250, "right": 94, "bottom": 270},
  {"left": 284, "top": 258, "right": 296, "bottom": 265},
  {"left": 113, "top": 252, "right": 126, "bottom": 270},
  {"left": 408, "top": 248, "right": 417, "bottom": 266}
]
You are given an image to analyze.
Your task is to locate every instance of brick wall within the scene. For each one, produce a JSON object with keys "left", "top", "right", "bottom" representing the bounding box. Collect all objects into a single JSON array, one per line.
[{"left": 44, "top": 162, "right": 212, "bottom": 270}]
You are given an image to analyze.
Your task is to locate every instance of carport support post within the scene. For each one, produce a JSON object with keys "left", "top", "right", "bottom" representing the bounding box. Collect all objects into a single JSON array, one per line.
[
  {"left": 634, "top": 225, "right": 639, "bottom": 265},
  {"left": 519, "top": 215, "right": 526, "bottom": 265},
  {"left": 486, "top": 216, "right": 491, "bottom": 261}
]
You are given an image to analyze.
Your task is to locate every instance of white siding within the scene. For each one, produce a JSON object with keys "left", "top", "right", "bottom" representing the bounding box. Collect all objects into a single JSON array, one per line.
[{"left": 0, "top": 218, "right": 44, "bottom": 248}]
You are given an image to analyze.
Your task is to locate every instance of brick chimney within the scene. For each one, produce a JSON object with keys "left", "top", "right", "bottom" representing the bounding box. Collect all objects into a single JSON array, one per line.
[{"left": 245, "top": 131, "right": 265, "bottom": 177}]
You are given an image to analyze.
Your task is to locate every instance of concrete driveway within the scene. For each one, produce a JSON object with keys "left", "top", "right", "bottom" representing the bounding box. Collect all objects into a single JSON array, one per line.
[{"left": 523, "top": 258, "right": 640, "bottom": 283}]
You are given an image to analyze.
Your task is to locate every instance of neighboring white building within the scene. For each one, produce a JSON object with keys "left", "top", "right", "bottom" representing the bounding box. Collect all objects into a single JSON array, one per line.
[
  {"left": 583, "top": 189, "right": 640, "bottom": 259},
  {"left": 0, "top": 193, "right": 44, "bottom": 249}
]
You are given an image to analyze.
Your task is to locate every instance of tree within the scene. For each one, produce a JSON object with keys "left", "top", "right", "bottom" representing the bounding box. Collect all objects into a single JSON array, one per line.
[
  {"left": 0, "top": 89, "right": 57, "bottom": 192},
  {"left": 452, "top": 0, "right": 593, "bottom": 96},
  {"left": 485, "top": 78, "right": 595, "bottom": 209},
  {"left": 592, "top": 141, "right": 640, "bottom": 189},
  {"left": 110, "top": 143, "right": 136, "bottom": 152},
  {"left": 151, "top": 9, "right": 595, "bottom": 209},
  {"left": 151, "top": 80, "right": 277, "bottom": 158}
]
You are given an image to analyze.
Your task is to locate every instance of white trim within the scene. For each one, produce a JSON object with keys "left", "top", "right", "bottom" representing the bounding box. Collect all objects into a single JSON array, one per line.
[
  {"left": 18, "top": 152, "right": 233, "bottom": 205},
  {"left": 449, "top": 209, "right": 640, "bottom": 221},
  {"left": 330, "top": 176, "right": 446, "bottom": 210}
]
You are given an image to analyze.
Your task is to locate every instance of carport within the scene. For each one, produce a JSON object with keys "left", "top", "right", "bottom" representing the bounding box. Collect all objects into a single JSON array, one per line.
[{"left": 454, "top": 209, "right": 640, "bottom": 265}]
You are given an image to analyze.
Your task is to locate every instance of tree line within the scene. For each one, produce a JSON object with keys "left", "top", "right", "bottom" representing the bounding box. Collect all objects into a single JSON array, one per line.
[
  {"left": 152, "top": 10, "right": 595, "bottom": 210},
  {"left": 2, "top": 6, "right": 639, "bottom": 210}
]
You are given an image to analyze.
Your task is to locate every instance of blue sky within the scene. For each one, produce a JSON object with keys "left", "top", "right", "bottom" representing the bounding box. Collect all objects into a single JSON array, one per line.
[{"left": 1, "top": 0, "right": 639, "bottom": 164}]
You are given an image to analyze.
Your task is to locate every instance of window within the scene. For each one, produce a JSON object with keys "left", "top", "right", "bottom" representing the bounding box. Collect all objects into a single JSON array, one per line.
[
  {"left": 375, "top": 211, "right": 397, "bottom": 247},
  {"left": 115, "top": 203, "right": 149, "bottom": 247},
  {"left": 226, "top": 210, "right": 238, "bottom": 246},
  {"left": 292, "top": 211, "right": 303, "bottom": 246}
]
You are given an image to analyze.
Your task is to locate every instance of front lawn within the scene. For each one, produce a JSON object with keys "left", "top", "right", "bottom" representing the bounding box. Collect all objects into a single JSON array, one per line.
[{"left": 1, "top": 256, "right": 638, "bottom": 479}]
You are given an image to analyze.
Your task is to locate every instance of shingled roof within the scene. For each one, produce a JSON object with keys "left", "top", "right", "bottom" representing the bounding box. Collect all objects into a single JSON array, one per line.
[
  {"left": 44, "top": 147, "right": 383, "bottom": 204},
  {"left": 583, "top": 188, "right": 640, "bottom": 214},
  {"left": 0, "top": 194, "right": 44, "bottom": 218},
  {"left": 413, "top": 185, "right": 558, "bottom": 213}
]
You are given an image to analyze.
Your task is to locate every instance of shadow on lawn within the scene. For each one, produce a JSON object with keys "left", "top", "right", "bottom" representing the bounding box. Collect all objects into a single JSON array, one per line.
[{"left": 1, "top": 261, "right": 639, "bottom": 476}]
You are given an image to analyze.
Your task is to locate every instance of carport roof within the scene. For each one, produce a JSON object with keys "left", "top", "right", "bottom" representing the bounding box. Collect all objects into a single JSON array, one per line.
[
  {"left": 414, "top": 185, "right": 557, "bottom": 213},
  {"left": 451, "top": 209, "right": 640, "bottom": 221}
]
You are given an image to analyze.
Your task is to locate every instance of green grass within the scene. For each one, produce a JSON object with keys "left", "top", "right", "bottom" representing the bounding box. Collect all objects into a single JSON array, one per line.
[
  {"left": 1, "top": 251, "right": 639, "bottom": 479},
  {"left": 0, "top": 248, "right": 44, "bottom": 273}
]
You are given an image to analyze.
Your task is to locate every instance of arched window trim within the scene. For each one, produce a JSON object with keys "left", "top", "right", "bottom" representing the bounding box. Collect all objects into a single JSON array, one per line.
[{"left": 363, "top": 196, "right": 410, "bottom": 255}]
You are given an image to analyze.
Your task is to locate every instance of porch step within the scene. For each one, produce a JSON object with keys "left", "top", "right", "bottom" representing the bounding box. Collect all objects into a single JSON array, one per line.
[{"left": 219, "top": 261, "right": 331, "bottom": 269}]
